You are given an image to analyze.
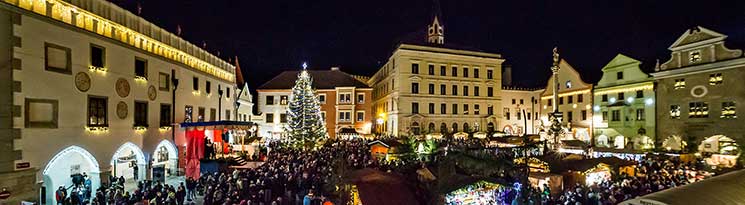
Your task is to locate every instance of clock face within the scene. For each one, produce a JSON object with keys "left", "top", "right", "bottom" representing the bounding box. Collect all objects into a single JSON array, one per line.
[
  {"left": 115, "top": 78, "right": 130, "bottom": 98},
  {"left": 74, "top": 72, "right": 91, "bottom": 92},
  {"left": 116, "top": 101, "right": 128, "bottom": 119},
  {"left": 148, "top": 85, "right": 157, "bottom": 101}
]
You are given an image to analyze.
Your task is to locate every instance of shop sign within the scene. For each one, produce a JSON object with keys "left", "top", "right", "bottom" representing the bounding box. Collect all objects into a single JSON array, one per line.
[{"left": 15, "top": 162, "right": 30, "bottom": 169}]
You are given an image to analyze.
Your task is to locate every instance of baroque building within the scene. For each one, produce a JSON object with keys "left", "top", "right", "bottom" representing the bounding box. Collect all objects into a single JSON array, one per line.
[
  {"left": 592, "top": 54, "right": 655, "bottom": 150},
  {"left": 653, "top": 26, "right": 744, "bottom": 167},
  {"left": 0, "top": 0, "right": 236, "bottom": 203},
  {"left": 369, "top": 13, "right": 504, "bottom": 136},
  {"left": 540, "top": 59, "right": 593, "bottom": 143},
  {"left": 499, "top": 86, "right": 543, "bottom": 135},
  {"left": 256, "top": 67, "right": 373, "bottom": 139}
]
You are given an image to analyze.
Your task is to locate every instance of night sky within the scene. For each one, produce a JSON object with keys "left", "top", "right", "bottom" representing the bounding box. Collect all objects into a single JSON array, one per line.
[{"left": 110, "top": 0, "right": 745, "bottom": 89}]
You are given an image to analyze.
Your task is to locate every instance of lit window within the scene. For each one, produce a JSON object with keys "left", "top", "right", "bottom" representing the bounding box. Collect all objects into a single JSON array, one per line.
[
  {"left": 688, "top": 102, "right": 708, "bottom": 118},
  {"left": 280, "top": 95, "right": 288, "bottom": 105},
  {"left": 611, "top": 110, "right": 620, "bottom": 121},
  {"left": 689, "top": 50, "right": 701, "bottom": 63},
  {"left": 565, "top": 80, "right": 572, "bottom": 88},
  {"left": 674, "top": 79, "right": 686, "bottom": 90},
  {"left": 636, "top": 109, "right": 645, "bottom": 121},
  {"left": 722, "top": 101, "right": 737, "bottom": 119},
  {"left": 709, "top": 73, "right": 723, "bottom": 85},
  {"left": 670, "top": 105, "right": 680, "bottom": 119}
]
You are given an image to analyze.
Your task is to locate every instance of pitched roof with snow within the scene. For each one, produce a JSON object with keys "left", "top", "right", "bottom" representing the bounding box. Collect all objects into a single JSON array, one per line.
[{"left": 258, "top": 69, "right": 370, "bottom": 90}]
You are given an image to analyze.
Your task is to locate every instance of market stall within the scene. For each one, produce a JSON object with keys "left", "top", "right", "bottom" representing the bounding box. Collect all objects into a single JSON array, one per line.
[
  {"left": 178, "top": 121, "right": 256, "bottom": 178},
  {"left": 444, "top": 180, "right": 504, "bottom": 205}
]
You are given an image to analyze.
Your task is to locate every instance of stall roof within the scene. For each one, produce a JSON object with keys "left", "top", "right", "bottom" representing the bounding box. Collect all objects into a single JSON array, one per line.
[
  {"left": 339, "top": 127, "right": 358, "bottom": 134},
  {"left": 344, "top": 168, "right": 422, "bottom": 205},
  {"left": 180, "top": 120, "right": 254, "bottom": 128},
  {"left": 621, "top": 170, "right": 745, "bottom": 205}
]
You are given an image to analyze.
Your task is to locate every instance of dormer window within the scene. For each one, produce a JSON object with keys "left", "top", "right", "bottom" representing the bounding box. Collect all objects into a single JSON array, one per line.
[
  {"left": 689, "top": 50, "right": 701, "bottom": 63},
  {"left": 565, "top": 80, "right": 572, "bottom": 89}
]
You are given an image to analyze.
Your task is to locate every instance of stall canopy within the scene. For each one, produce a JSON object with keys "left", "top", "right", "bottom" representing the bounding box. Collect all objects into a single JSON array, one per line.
[
  {"left": 344, "top": 168, "right": 422, "bottom": 205},
  {"left": 181, "top": 121, "right": 255, "bottom": 178},
  {"left": 180, "top": 120, "right": 255, "bottom": 129},
  {"left": 620, "top": 170, "right": 745, "bottom": 205}
]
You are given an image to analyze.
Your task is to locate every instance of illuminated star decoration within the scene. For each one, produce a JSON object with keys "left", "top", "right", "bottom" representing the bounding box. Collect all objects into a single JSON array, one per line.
[{"left": 302, "top": 62, "right": 308, "bottom": 70}]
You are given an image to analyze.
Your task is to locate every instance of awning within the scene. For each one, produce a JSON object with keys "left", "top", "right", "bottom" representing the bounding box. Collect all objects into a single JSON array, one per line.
[
  {"left": 620, "top": 170, "right": 745, "bottom": 205},
  {"left": 339, "top": 127, "right": 358, "bottom": 134},
  {"left": 180, "top": 120, "right": 255, "bottom": 129}
]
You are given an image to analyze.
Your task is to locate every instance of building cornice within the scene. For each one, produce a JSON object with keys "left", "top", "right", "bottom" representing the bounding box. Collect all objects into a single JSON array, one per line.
[{"left": 652, "top": 57, "right": 745, "bottom": 79}]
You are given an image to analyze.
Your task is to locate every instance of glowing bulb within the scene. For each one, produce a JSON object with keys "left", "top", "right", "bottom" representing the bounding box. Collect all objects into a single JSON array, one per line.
[
  {"left": 593, "top": 105, "right": 600, "bottom": 112},
  {"left": 609, "top": 98, "right": 617, "bottom": 103},
  {"left": 645, "top": 98, "right": 654, "bottom": 105},
  {"left": 626, "top": 97, "right": 634, "bottom": 103},
  {"left": 572, "top": 104, "right": 578, "bottom": 109}
]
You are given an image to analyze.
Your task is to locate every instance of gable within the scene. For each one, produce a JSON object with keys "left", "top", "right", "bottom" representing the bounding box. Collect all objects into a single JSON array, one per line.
[
  {"left": 669, "top": 26, "right": 726, "bottom": 51},
  {"left": 597, "top": 54, "right": 650, "bottom": 87},
  {"left": 601, "top": 54, "right": 639, "bottom": 71},
  {"left": 541, "top": 59, "right": 592, "bottom": 96}
]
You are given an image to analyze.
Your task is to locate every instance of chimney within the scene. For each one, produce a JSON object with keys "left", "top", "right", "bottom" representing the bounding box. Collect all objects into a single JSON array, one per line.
[
  {"left": 330, "top": 66, "right": 340, "bottom": 71},
  {"left": 502, "top": 64, "right": 512, "bottom": 86}
]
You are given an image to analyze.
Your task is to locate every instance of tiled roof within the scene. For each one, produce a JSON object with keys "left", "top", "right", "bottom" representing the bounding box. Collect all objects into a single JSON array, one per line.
[{"left": 258, "top": 69, "right": 370, "bottom": 89}]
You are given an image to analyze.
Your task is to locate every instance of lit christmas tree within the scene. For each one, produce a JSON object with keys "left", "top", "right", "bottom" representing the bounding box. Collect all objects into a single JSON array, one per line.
[{"left": 284, "top": 63, "right": 328, "bottom": 148}]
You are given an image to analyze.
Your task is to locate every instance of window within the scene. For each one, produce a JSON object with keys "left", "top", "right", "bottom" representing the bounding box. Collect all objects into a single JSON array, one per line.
[
  {"left": 159, "top": 73, "right": 170, "bottom": 91},
  {"left": 428, "top": 64, "right": 435, "bottom": 75},
  {"left": 616, "top": 71, "right": 624, "bottom": 80},
  {"left": 357, "top": 94, "right": 365, "bottom": 103},
  {"left": 487, "top": 70, "right": 493, "bottom": 79},
  {"left": 474, "top": 86, "right": 480, "bottom": 96},
  {"left": 90, "top": 44, "right": 105, "bottom": 68},
  {"left": 87, "top": 96, "right": 107, "bottom": 126},
  {"left": 567, "top": 111, "right": 573, "bottom": 122},
  {"left": 451, "top": 66, "right": 457, "bottom": 76},
  {"left": 44, "top": 42, "right": 72, "bottom": 74},
  {"left": 709, "top": 73, "right": 723, "bottom": 85},
  {"left": 339, "top": 93, "right": 351, "bottom": 103},
  {"left": 192, "top": 77, "right": 199, "bottom": 91},
  {"left": 474, "top": 104, "right": 480, "bottom": 115},
  {"left": 674, "top": 79, "right": 686, "bottom": 89},
  {"left": 226, "top": 88, "right": 231, "bottom": 98},
  {"left": 266, "top": 113, "right": 274, "bottom": 123},
  {"left": 505, "top": 108, "right": 510, "bottom": 120},
  {"left": 581, "top": 110, "right": 587, "bottom": 121},
  {"left": 280, "top": 95, "right": 288, "bottom": 105},
  {"left": 463, "top": 104, "right": 469, "bottom": 115},
  {"left": 577, "top": 94, "right": 583, "bottom": 103},
  {"left": 428, "top": 103, "right": 435, "bottom": 114},
  {"left": 618, "top": 92, "right": 624, "bottom": 100},
  {"left": 636, "top": 109, "right": 645, "bottom": 121},
  {"left": 318, "top": 94, "right": 326, "bottom": 104},
  {"left": 474, "top": 68, "right": 480, "bottom": 78},
  {"left": 565, "top": 80, "right": 572, "bottom": 88},
  {"left": 452, "top": 104, "right": 458, "bottom": 115},
  {"left": 411, "top": 83, "right": 419, "bottom": 94},
  {"left": 602, "top": 94, "right": 608, "bottom": 102},
  {"left": 339, "top": 111, "right": 351, "bottom": 121},
  {"left": 601, "top": 111, "right": 608, "bottom": 122},
  {"left": 636, "top": 90, "right": 643, "bottom": 98},
  {"left": 440, "top": 84, "right": 446, "bottom": 95},
  {"left": 197, "top": 107, "right": 205, "bottom": 122},
  {"left": 440, "top": 104, "right": 446, "bottom": 114},
  {"left": 356, "top": 111, "right": 365, "bottom": 122},
  {"left": 428, "top": 84, "right": 435, "bottom": 94},
  {"left": 488, "top": 105, "right": 494, "bottom": 115},
  {"left": 411, "top": 63, "right": 419, "bottom": 74},
  {"left": 547, "top": 100, "right": 552, "bottom": 106},
  {"left": 452, "top": 85, "right": 458, "bottom": 95},
  {"left": 670, "top": 105, "right": 681, "bottom": 119},
  {"left": 280, "top": 113, "right": 288, "bottom": 123},
  {"left": 463, "top": 67, "right": 469, "bottom": 77},
  {"left": 205, "top": 81, "right": 211, "bottom": 94},
  {"left": 487, "top": 87, "right": 494, "bottom": 97},
  {"left": 559, "top": 97, "right": 564, "bottom": 105},
  {"left": 689, "top": 50, "right": 701, "bottom": 63},
  {"left": 722, "top": 101, "right": 737, "bottom": 119},
  {"left": 210, "top": 108, "right": 216, "bottom": 121},
  {"left": 412, "top": 102, "right": 419, "bottom": 114},
  {"left": 184, "top": 105, "right": 193, "bottom": 123},
  {"left": 568, "top": 96, "right": 573, "bottom": 104},
  {"left": 266, "top": 96, "right": 275, "bottom": 105},
  {"left": 135, "top": 58, "right": 147, "bottom": 79},
  {"left": 688, "top": 102, "right": 709, "bottom": 118},
  {"left": 321, "top": 112, "right": 326, "bottom": 121},
  {"left": 520, "top": 99, "right": 524, "bottom": 104},
  {"left": 440, "top": 66, "right": 446, "bottom": 76},
  {"left": 611, "top": 110, "right": 620, "bottom": 121},
  {"left": 527, "top": 112, "right": 532, "bottom": 120},
  {"left": 160, "top": 104, "right": 172, "bottom": 127},
  {"left": 512, "top": 99, "right": 516, "bottom": 104},
  {"left": 463, "top": 86, "right": 469, "bottom": 96}
]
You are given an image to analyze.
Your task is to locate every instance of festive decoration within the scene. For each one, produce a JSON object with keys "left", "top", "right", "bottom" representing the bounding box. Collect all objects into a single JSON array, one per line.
[{"left": 284, "top": 63, "right": 328, "bottom": 148}]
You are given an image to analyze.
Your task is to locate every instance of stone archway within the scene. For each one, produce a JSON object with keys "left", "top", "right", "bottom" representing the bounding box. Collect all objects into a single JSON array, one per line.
[
  {"left": 110, "top": 142, "right": 147, "bottom": 182},
  {"left": 152, "top": 140, "right": 179, "bottom": 181},
  {"left": 43, "top": 146, "right": 101, "bottom": 204},
  {"left": 428, "top": 122, "right": 435, "bottom": 133},
  {"left": 440, "top": 123, "right": 447, "bottom": 134},
  {"left": 487, "top": 122, "right": 495, "bottom": 133}
]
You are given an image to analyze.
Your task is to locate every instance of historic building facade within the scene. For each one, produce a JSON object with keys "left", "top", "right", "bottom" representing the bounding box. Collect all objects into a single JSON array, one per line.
[
  {"left": 653, "top": 26, "right": 744, "bottom": 166},
  {"left": 369, "top": 15, "right": 504, "bottom": 136},
  {"left": 499, "top": 87, "right": 543, "bottom": 135},
  {"left": 0, "top": 0, "right": 235, "bottom": 203},
  {"left": 256, "top": 67, "right": 373, "bottom": 139},
  {"left": 540, "top": 59, "right": 594, "bottom": 143},
  {"left": 592, "top": 54, "right": 655, "bottom": 150}
]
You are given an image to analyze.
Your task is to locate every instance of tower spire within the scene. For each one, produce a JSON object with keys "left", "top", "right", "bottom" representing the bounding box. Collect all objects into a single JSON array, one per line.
[{"left": 427, "top": 0, "right": 444, "bottom": 44}]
